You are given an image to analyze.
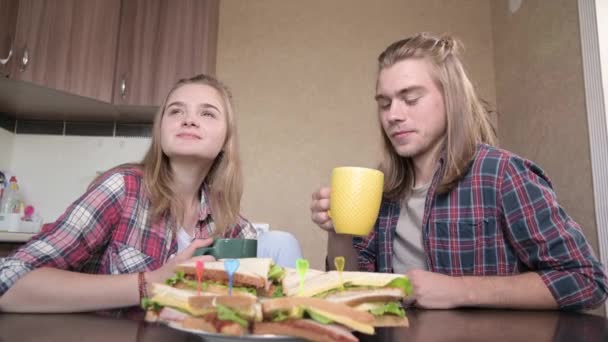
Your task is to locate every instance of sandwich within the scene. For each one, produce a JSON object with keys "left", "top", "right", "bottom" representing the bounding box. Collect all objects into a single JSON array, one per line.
[
  {"left": 254, "top": 296, "right": 376, "bottom": 342},
  {"left": 143, "top": 283, "right": 261, "bottom": 336},
  {"left": 282, "top": 270, "right": 412, "bottom": 327},
  {"left": 168, "top": 258, "right": 286, "bottom": 297}
]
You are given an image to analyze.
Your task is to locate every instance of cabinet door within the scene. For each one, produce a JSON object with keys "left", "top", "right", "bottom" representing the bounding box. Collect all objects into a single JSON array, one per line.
[
  {"left": 114, "top": 0, "right": 219, "bottom": 106},
  {"left": 0, "top": 0, "right": 19, "bottom": 78},
  {"left": 11, "top": 0, "right": 121, "bottom": 102}
]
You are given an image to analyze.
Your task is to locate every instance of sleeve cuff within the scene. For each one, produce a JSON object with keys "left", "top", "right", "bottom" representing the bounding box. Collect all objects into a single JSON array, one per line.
[
  {"left": 0, "top": 258, "right": 34, "bottom": 297},
  {"left": 539, "top": 269, "right": 608, "bottom": 310}
]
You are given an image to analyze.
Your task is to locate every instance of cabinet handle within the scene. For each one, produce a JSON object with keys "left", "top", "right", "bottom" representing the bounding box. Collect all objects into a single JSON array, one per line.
[
  {"left": 0, "top": 46, "right": 12, "bottom": 65},
  {"left": 120, "top": 77, "right": 127, "bottom": 98},
  {"left": 19, "top": 46, "right": 29, "bottom": 72}
]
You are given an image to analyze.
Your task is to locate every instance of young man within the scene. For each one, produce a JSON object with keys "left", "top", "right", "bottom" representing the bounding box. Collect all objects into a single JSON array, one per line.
[{"left": 310, "top": 33, "right": 607, "bottom": 310}]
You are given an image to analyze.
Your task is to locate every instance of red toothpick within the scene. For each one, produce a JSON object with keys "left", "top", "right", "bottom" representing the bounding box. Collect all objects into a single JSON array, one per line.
[{"left": 196, "top": 260, "right": 205, "bottom": 296}]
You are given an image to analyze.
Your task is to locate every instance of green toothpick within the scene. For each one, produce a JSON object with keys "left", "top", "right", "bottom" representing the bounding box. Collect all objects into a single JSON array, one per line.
[
  {"left": 335, "top": 256, "right": 345, "bottom": 291},
  {"left": 296, "top": 258, "right": 309, "bottom": 296}
]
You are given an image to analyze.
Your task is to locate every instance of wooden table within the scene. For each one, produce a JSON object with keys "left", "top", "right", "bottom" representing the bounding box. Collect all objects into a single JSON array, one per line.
[{"left": 0, "top": 309, "right": 606, "bottom": 342}]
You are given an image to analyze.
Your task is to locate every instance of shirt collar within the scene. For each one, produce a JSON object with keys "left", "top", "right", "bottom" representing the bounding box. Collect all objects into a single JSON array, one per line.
[{"left": 198, "top": 183, "right": 212, "bottom": 221}]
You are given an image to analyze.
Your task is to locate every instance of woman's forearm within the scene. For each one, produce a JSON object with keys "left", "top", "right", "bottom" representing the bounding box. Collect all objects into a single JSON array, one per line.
[{"left": 0, "top": 267, "right": 140, "bottom": 313}]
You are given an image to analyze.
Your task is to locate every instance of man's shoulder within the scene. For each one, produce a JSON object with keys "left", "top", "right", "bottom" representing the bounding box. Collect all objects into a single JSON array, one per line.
[
  {"left": 473, "top": 144, "right": 519, "bottom": 164},
  {"left": 468, "top": 144, "right": 550, "bottom": 186},
  {"left": 473, "top": 144, "right": 541, "bottom": 173},
  {"left": 470, "top": 144, "right": 535, "bottom": 172}
]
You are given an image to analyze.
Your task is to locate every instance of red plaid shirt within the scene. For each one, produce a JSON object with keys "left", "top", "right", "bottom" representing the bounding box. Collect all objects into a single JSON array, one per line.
[
  {"left": 354, "top": 144, "right": 608, "bottom": 310},
  {"left": 0, "top": 166, "right": 256, "bottom": 296}
]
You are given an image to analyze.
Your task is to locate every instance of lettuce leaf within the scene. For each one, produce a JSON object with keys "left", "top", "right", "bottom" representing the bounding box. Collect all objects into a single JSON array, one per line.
[
  {"left": 217, "top": 304, "right": 249, "bottom": 327},
  {"left": 268, "top": 264, "right": 285, "bottom": 282},
  {"left": 369, "top": 302, "right": 405, "bottom": 317},
  {"left": 387, "top": 277, "right": 413, "bottom": 296},
  {"left": 141, "top": 297, "right": 162, "bottom": 311},
  {"left": 272, "top": 311, "right": 291, "bottom": 322},
  {"left": 272, "top": 285, "right": 284, "bottom": 298},
  {"left": 305, "top": 309, "right": 334, "bottom": 324},
  {"left": 165, "top": 271, "right": 186, "bottom": 286}
]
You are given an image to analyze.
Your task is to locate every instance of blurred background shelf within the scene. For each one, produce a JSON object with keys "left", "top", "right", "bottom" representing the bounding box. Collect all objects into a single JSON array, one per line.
[{"left": 0, "top": 231, "right": 34, "bottom": 242}]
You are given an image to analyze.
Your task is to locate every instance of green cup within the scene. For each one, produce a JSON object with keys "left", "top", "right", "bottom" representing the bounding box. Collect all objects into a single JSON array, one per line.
[{"left": 193, "top": 238, "right": 258, "bottom": 259}]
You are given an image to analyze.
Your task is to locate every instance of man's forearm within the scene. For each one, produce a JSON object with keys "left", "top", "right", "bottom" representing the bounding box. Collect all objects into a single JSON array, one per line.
[
  {"left": 0, "top": 267, "right": 140, "bottom": 313},
  {"left": 460, "top": 272, "right": 558, "bottom": 309}
]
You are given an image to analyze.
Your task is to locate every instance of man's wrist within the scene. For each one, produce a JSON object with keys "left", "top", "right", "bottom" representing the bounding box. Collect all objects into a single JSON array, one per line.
[{"left": 458, "top": 276, "right": 478, "bottom": 307}]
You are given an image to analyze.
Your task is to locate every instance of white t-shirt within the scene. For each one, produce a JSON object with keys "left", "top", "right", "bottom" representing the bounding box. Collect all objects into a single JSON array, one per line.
[
  {"left": 176, "top": 227, "right": 194, "bottom": 252},
  {"left": 392, "top": 182, "right": 431, "bottom": 274}
]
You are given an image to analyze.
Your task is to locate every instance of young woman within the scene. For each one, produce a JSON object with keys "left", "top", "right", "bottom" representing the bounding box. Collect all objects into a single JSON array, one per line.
[{"left": 0, "top": 74, "right": 301, "bottom": 313}]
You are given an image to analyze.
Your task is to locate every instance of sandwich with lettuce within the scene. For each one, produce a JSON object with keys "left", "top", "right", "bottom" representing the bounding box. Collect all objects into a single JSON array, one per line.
[
  {"left": 170, "top": 257, "right": 286, "bottom": 297},
  {"left": 254, "top": 296, "right": 376, "bottom": 342},
  {"left": 282, "top": 270, "right": 412, "bottom": 327},
  {"left": 143, "top": 283, "right": 262, "bottom": 336}
]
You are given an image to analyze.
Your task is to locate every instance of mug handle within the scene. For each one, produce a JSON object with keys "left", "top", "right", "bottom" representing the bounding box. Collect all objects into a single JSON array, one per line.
[{"left": 193, "top": 246, "right": 215, "bottom": 257}]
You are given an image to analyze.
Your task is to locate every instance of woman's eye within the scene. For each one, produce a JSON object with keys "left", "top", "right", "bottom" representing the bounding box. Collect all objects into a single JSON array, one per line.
[
  {"left": 201, "top": 111, "right": 216, "bottom": 118},
  {"left": 404, "top": 97, "right": 420, "bottom": 106},
  {"left": 168, "top": 108, "right": 182, "bottom": 115}
]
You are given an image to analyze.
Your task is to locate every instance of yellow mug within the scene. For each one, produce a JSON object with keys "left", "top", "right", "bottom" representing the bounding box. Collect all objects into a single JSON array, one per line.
[{"left": 329, "top": 167, "right": 384, "bottom": 236}]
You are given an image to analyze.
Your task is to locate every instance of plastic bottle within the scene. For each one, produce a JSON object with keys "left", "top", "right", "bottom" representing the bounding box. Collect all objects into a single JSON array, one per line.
[{"left": 0, "top": 176, "right": 22, "bottom": 214}]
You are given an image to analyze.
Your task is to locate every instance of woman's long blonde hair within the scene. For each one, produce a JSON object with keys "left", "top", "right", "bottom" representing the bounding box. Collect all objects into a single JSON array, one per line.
[
  {"left": 377, "top": 33, "right": 497, "bottom": 200},
  {"left": 141, "top": 74, "right": 243, "bottom": 235}
]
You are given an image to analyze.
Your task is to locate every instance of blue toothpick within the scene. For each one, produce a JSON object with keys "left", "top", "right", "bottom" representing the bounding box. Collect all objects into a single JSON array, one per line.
[{"left": 224, "top": 259, "right": 240, "bottom": 296}]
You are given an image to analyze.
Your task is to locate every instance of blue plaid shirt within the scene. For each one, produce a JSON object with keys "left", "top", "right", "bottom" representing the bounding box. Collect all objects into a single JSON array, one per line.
[{"left": 354, "top": 144, "right": 608, "bottom": 310}]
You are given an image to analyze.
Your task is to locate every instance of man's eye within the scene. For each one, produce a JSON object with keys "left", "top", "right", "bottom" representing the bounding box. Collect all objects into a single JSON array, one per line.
[{"left": 378, "top": 101, "right": 391, "bottom": 110}]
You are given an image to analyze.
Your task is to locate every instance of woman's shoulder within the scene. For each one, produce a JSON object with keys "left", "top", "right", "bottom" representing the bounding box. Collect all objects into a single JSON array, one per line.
[{"left": 90, "top": 163, "right": 145, "bottom": 191}]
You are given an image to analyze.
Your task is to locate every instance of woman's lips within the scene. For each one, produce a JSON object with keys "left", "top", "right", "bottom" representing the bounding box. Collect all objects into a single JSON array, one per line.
[{"left": 176, "top": 133, "right": 201, "bottom": 139}]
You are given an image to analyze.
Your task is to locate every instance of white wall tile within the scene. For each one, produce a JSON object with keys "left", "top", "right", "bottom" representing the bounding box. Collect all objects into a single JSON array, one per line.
[
  {"left": 0, "top": 128, "right": 14, "bottom": 170},
  {"left": 10, "top": 135, "right": 150, "bottom": 222}
]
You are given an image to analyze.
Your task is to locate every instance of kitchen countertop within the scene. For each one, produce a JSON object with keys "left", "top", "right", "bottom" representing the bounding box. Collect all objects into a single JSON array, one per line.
[{"left": 0, "top": 231, "right": 35, "bottom": 242}]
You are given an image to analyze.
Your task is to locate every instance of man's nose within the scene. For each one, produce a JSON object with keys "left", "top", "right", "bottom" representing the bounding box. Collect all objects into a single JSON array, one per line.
[{"left": 387, "top": 100, "right": 407, "bottom": 123}]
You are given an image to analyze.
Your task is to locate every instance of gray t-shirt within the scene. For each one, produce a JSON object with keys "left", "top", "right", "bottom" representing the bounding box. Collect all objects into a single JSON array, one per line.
[{"left": 392, "top": 182, "right": 430, "bottom": 274}]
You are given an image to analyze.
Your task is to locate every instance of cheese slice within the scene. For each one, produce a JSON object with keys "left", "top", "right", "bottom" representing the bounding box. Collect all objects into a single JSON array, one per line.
[{"left": 306, "top": 307, "right": 375, "bottom": 335}]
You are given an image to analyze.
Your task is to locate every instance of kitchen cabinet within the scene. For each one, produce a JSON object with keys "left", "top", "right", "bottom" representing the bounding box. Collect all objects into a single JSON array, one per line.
[
  {"left": 0, "top": 0, "right": 219, "bottom": 121},
  {"left": 10, "top": 0, "right": 121, "bottom": 103},
  {"left": 0, "top": 0, "right": 19, "bottom": 78},
  {"left": 113, "top": 0, "right": 219, "bottom": 106}
]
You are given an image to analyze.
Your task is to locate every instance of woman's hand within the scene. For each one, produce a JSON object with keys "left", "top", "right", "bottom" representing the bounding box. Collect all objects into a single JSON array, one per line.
[
  {"left": 146, "top": 238, "right": 215, "bottom": 285},
  {"left": 310, "top": 187, "right": 333, "bottom": 231}
]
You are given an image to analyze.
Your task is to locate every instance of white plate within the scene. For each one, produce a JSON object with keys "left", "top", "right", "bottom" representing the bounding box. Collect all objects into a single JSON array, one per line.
[{"left": 168, "top": 322, "right": 306, "bottom": 342}]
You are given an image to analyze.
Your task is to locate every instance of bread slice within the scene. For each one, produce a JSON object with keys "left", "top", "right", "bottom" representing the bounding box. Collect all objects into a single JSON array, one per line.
[
  {"left": 323, "top": 288, "right": 405, "bottom": 306},
  {"left": 371, "top": 315, "right": 409, "bottom": 327},
  {"left": 149, "top": 283, "right": 261, "bottom": 320},
  {"left": 282, "top": 270, "right": 409, "bottom": 297},
  {"left": 261, "top": 297, "right": 374, "bottom": 335},
  {"left": 254, "top": 319, "right": 358, "bottom": 342}
]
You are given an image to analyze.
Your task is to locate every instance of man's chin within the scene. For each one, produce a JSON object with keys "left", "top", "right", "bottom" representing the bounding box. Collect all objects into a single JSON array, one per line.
[{"left": 393, "top": 146, "right": 419, "bottom": 158}]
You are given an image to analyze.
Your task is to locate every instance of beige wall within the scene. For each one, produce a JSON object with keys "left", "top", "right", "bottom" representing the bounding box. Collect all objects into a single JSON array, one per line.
[
  {"left": 217, "top": 0, "right": 496, "bottom": 269},
  {"left": 491, "top": 0, "right": 599, "bottom": 256}
]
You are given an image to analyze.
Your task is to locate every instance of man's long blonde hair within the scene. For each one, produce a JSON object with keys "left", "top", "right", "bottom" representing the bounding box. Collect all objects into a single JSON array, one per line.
[
  {"left": 141, "top": 74, "right": 244, "bottom": 235},
  {"left": 378, "top": 33, "right": 497, "bottom": 200}
]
